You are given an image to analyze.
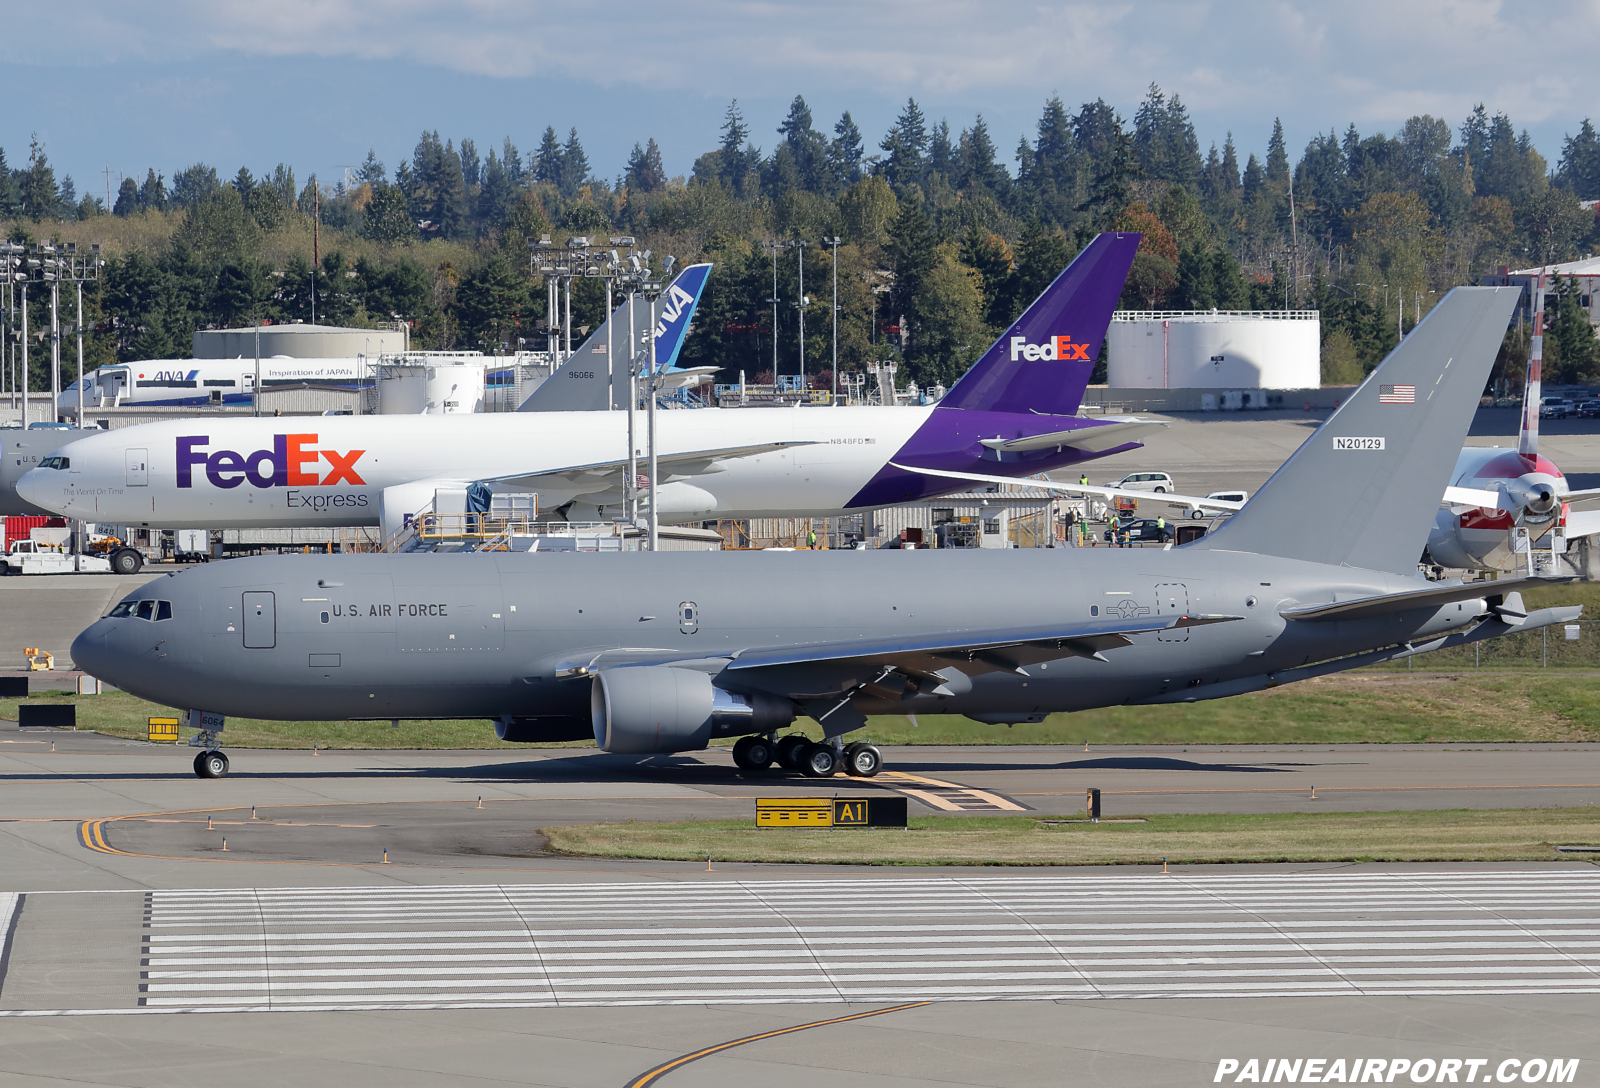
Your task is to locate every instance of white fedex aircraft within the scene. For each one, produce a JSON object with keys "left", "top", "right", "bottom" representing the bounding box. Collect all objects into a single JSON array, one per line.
[{"left": 19, "top": 235, "right": 1157, "bottom": 536}]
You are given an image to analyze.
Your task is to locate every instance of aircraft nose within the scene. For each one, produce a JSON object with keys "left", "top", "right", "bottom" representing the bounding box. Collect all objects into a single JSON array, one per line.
[
  {"left": 70, "top": 622, "right": 115, "bottom": 680},
  {"left": 15, "top": 468, "right": 47, "bottom": 507}
]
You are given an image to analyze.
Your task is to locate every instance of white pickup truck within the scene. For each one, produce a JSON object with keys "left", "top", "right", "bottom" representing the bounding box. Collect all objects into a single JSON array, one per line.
[{"left": 2, "top": 538, "right": 115, "bottom": 575}]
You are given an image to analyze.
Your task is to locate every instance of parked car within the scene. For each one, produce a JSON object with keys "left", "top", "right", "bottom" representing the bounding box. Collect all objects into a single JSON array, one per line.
[
  {"left": 1104, "top": 518, "right": 1173, "bottom": 544},
  {"left": 1577, "top": 400, "right": 1600, "bottom": 419},
  {"left": 1105, "top": 471, "right": 1176, "bottom": 493},
  {"left": 1540, "top": 396, "right": 1574, "bottom": 419}
]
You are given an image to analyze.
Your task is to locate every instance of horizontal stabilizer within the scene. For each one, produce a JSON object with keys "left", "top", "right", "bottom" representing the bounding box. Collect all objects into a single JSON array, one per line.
[
  {"left": 1280, "top": 576, "right": 1567, "bottom": 622},
  {"left": 980, "top": 419, "right": 1165, "bottom": 454},
  {"left": 1443, "top": 485, "right": 1503, "bottom": 508},
  {"left": 887, "top": 463, "right": 1245, "bottom": 514}
]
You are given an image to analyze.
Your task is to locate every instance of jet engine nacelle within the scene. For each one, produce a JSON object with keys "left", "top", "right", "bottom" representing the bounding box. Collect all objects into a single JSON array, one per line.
[{"left": 590, "top": 666, "right": 794, "bottom": 754}]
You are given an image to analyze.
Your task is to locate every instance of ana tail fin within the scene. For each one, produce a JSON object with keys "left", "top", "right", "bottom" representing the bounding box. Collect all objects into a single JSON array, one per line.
[
  {"left": 939, "top": 233, "right": 1139, "bottom": 417},
  {"left": 519, "top": 262, "right": 712, "bottom": 413},
  {"left": 1189, "top": 287, "right": 1519, "bottom": 576}
]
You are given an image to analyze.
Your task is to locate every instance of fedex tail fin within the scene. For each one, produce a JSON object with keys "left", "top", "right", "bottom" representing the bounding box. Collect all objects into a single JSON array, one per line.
[
  {"left": 519, "top": 262, "right": 712, "bottom": 413},
  {"left": 1190, "top": 287, "right": 1517, "bottom": 576},
  {"left": 939, "top": 232, "right": 1139, "bottom": 417}
]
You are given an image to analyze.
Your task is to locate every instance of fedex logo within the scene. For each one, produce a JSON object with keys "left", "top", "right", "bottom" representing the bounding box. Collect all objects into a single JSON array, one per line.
[
  {"left": 1010, "top": 335, "right": 1092, "bottom": 362},
  {"left": 176, "top": 434, "right": 367, "bottom": 490}
]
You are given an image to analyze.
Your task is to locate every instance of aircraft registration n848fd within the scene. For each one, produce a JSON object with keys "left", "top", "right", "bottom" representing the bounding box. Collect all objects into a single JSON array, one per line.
[{"left": 20, "top": 235, "right": 1159, "bottom": 535}]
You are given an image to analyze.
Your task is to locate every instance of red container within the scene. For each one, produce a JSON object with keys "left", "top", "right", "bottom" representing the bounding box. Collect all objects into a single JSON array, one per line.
[{"left": 4, "top": 516, "right": 68, "bottom": 550}]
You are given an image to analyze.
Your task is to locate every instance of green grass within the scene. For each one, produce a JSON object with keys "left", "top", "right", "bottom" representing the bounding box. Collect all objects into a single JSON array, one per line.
[
  {"left": 542, "top": 808, "right": 1600, "bottom": 866},
  {"left": 9, "top": 661, "right": 1600, "bottom": 749}
]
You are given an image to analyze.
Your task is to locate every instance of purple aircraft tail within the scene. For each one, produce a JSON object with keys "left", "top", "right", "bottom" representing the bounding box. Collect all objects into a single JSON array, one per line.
[{"left": 939, "top": 232, "right": 1140, "bottom": 416}]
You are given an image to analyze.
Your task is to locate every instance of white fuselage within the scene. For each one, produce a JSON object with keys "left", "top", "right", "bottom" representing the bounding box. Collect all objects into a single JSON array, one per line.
[
  {"left": 58, "top": 358, "right": 374, "bottom": 413},
  {"left": 18, "top": 407, "right": 935, "bottom": 529}
]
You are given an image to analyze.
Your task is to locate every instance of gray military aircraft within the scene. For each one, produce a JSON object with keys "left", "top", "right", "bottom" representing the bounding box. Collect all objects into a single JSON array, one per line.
[{"left": 73, "top": 287, "right": 1578, "bottom": 780}]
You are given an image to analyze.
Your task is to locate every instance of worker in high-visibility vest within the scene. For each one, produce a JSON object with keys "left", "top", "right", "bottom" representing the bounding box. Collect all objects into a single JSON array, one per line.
[{"left": 1156, "top": 515, "right": 1167, "bottom": 542}]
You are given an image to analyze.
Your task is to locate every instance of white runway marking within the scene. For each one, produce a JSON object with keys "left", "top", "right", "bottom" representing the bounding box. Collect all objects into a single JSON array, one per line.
[{"left": 110, "top": 871, "right": 1600, "bottom": 1012}]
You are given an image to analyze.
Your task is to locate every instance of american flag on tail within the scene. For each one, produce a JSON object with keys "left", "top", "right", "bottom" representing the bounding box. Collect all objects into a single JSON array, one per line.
[{"left": 1379, "top": 384, "right": 1415, "bottom": 404}]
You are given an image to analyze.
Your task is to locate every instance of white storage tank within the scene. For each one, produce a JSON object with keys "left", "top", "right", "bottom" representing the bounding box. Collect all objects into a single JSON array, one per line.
[
  {"left": 376, "top": 361, "right": 487, "bottom": 414},
  {"left": 1107, "top": 310, "right": 1321, "bottom": 389},
  {"left": 194, "top": 323, "right": 408, "bottom": 359}
]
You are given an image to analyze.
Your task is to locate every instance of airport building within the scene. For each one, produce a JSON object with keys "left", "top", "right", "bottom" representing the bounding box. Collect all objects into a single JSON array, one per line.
[
  {"left": 1107, "top": 310, "right": 1322, "bottom": 390},
  {"left": 1481, "top": 258, "right": 1600, "bottom": 326}
]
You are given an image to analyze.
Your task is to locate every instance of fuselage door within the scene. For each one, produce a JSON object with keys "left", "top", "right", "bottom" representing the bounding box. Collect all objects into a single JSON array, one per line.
[
  {"left": 1154, "top": 582, "right": 1189, "bottom": 642},
  {"left": 125, "top": 448, "right": 148, "bottom": 487},
  {"left": 242, "top": 591, "right": 276, "bottom": 649}
]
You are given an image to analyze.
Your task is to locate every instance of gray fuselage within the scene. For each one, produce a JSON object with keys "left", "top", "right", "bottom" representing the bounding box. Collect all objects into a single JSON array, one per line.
[{"left": 74, "top": 548, "right": 1482, "bottom": 734}]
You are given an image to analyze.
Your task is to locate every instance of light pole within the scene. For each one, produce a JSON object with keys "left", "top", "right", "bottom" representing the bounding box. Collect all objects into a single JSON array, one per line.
[
  {"left": 794, "top": 240, "right": 806, "bottom": 391},
  {"left": 825, "top": 236, "right": 841, "bottom": 403},
  {"left": 762, "top": 240, "right": 784, "bottom": 379}
]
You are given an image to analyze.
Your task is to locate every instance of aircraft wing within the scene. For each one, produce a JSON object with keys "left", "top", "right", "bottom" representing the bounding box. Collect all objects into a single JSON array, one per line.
[
  {"left": 726, "top": 613, "right": 1242, "bottom": 679},
  {"left": 484, "top": 441, "right": 815, "bottom": 490},
  {"left": 1561, "top": 486, "right": 1600, "bottom": 503},
  {"left": 1564, "top": 509, "right": 1600, "bottom": 538},
  {"left": 979, "top": 418, "right": 1164, "bottom": 455},
  {"left": 888, "top": 464, "right": 1246, "bottom": 514},
  {"left": 1279, "top": 576, "right": 1568, "bottom": 622}
]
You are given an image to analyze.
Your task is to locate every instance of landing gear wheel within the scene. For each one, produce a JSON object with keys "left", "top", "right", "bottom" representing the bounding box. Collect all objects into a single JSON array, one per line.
[
  {"left": 775, "top": 734, "right": 811, "bottom": 771},
  {"left": 800, "top": 743, "right": 837, "bottom": 778},
  {"left": 732, "top": 735, "right": 774, "bottom": 770},
  {"left": 110, "top": 548, "right": 143, "bottom": 575},
  {"left": 194, "top": 751, "right": 229, "bottom": 779},
  {"left": 842, "top": 743, "right": 883, "bottom": 777}
]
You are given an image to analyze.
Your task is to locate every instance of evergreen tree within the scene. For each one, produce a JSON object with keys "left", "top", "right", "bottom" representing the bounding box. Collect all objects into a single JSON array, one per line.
[
  {"left": 139, "top": 169, "right": 169, "bottom": 213},
  {"left": 459, "top": 138, "right": 481, "bottom": 189},
  {"left": 171, "top": 164, "right": 220, "bottom": 210},
  {"left": 957, "top": 117, "right": 1009, "bottom": 199},
  {"left": 1558, "top": 119, "right": 1600, "bottom": 200},
  {"left": 886, "top": 186, "right": 937, "bottom": 352},
  {"left": 438, "top": 140, "right": 470, "bottom": 237},
  {"left": 718, "top": 101, "right": 758, "bottom": 196},
  {"left": 534, "top": 127, "right": 563, "bottom": 187},
  {"left": 21, "top": 136, "right": 59, "bottom": 220},
  {"left": 112, "top": 177, "right": 140, "bottom": 218},
  {"left": 477, "top": 149, "right": 519, "bottom": 229},
  {"left": 1132, "top": 84, "right": 1200, "bottom": 190},
  {"left": 928, "top": 121, "right": 955, "bottom": 179},
  {"left": 356, "top": 150, "right": 387, "bottom": 186},
  {"left": 0, "top": 148, "right": 19, "bottom": 218},
  {"left": 1176, "top": 245, "right": 1216, "bottom": 308},
  {"left": 501, "top": 138, "right": 524, "bottom": 186},
  {"left": 777, "top": 95, "right": 828, "bottom": 193},
  {"left": 830, "top": 111, "right": 864, "bottom": 188},
  {"left": 879, "top": 98, "right": 929, "bottom": 189},
  {"left": 1265, "top": 119, "right": 1290, "bottom": 187},
  {"left": 625, "top": 139, "right": 667, "bottom": 193},
  {"left": 559, "top": 129, "right": 589, "bottom": 197},
  {"left": 1211, "top": 248, "right": 1251, "bottom": 309}
]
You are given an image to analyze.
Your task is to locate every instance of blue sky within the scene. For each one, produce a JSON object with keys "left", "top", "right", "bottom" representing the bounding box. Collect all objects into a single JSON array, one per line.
[{"left": 6, "top": 1, "right": 1599, "bottom": 198}]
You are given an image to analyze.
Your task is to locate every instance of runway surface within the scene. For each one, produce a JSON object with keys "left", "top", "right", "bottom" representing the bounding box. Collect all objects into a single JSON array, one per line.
[
  {"left": 1, "top": 870, "right": 1595, "bottom": 1016},
  {"left": 6, "top": 712, "right": 1600, "bottom": 1083}
]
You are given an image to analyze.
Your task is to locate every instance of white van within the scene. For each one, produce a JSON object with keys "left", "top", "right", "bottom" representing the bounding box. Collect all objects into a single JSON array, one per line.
[{"left": 1105, "top": 472, "right": 1176, "bottom": 493}]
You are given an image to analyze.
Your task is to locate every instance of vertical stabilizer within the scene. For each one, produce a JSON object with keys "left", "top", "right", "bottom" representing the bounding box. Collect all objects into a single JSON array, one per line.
[
  {"left": 1517, "top": 268, "right": 1547, "bottom": 458},
  {"left": 938, "top": 233, "right": 1139, "bottom": 417},
  {"left": 519, "top": 262, "right": 712, "bottom": 412},
  {"left": 1190, "top": 287, "right": 1518, "bottom": 576}
]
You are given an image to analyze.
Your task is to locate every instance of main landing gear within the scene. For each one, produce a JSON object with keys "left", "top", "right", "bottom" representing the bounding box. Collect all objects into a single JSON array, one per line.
[
  {"left": 193, "top": 750, "right": 230, "bottom": 779},
  {"left": 731, "top": 734, "right": 882, "bottom": 778}
]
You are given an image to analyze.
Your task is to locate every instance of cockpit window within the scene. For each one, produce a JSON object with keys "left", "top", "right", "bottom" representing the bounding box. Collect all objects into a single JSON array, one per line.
[
  {"left": 39, "top": 456, "right": 69, "bottom": 470},
  {"left": 111, "top": 598, "right": 172, "bottom": 620},
  {"left": 136, "top": 600, "right": 155, "bottom": 620},
  {"left": 108, "top": 602, "right": 136, "bottom": 618},
  {"left": 156, "top": 600, "right": 172, "bottom": 621}
]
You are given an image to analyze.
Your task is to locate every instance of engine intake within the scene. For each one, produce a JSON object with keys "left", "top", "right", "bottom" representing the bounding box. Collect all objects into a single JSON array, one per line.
[{"left": 590, "top": 666, "right": 793, "bottom": 754}]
